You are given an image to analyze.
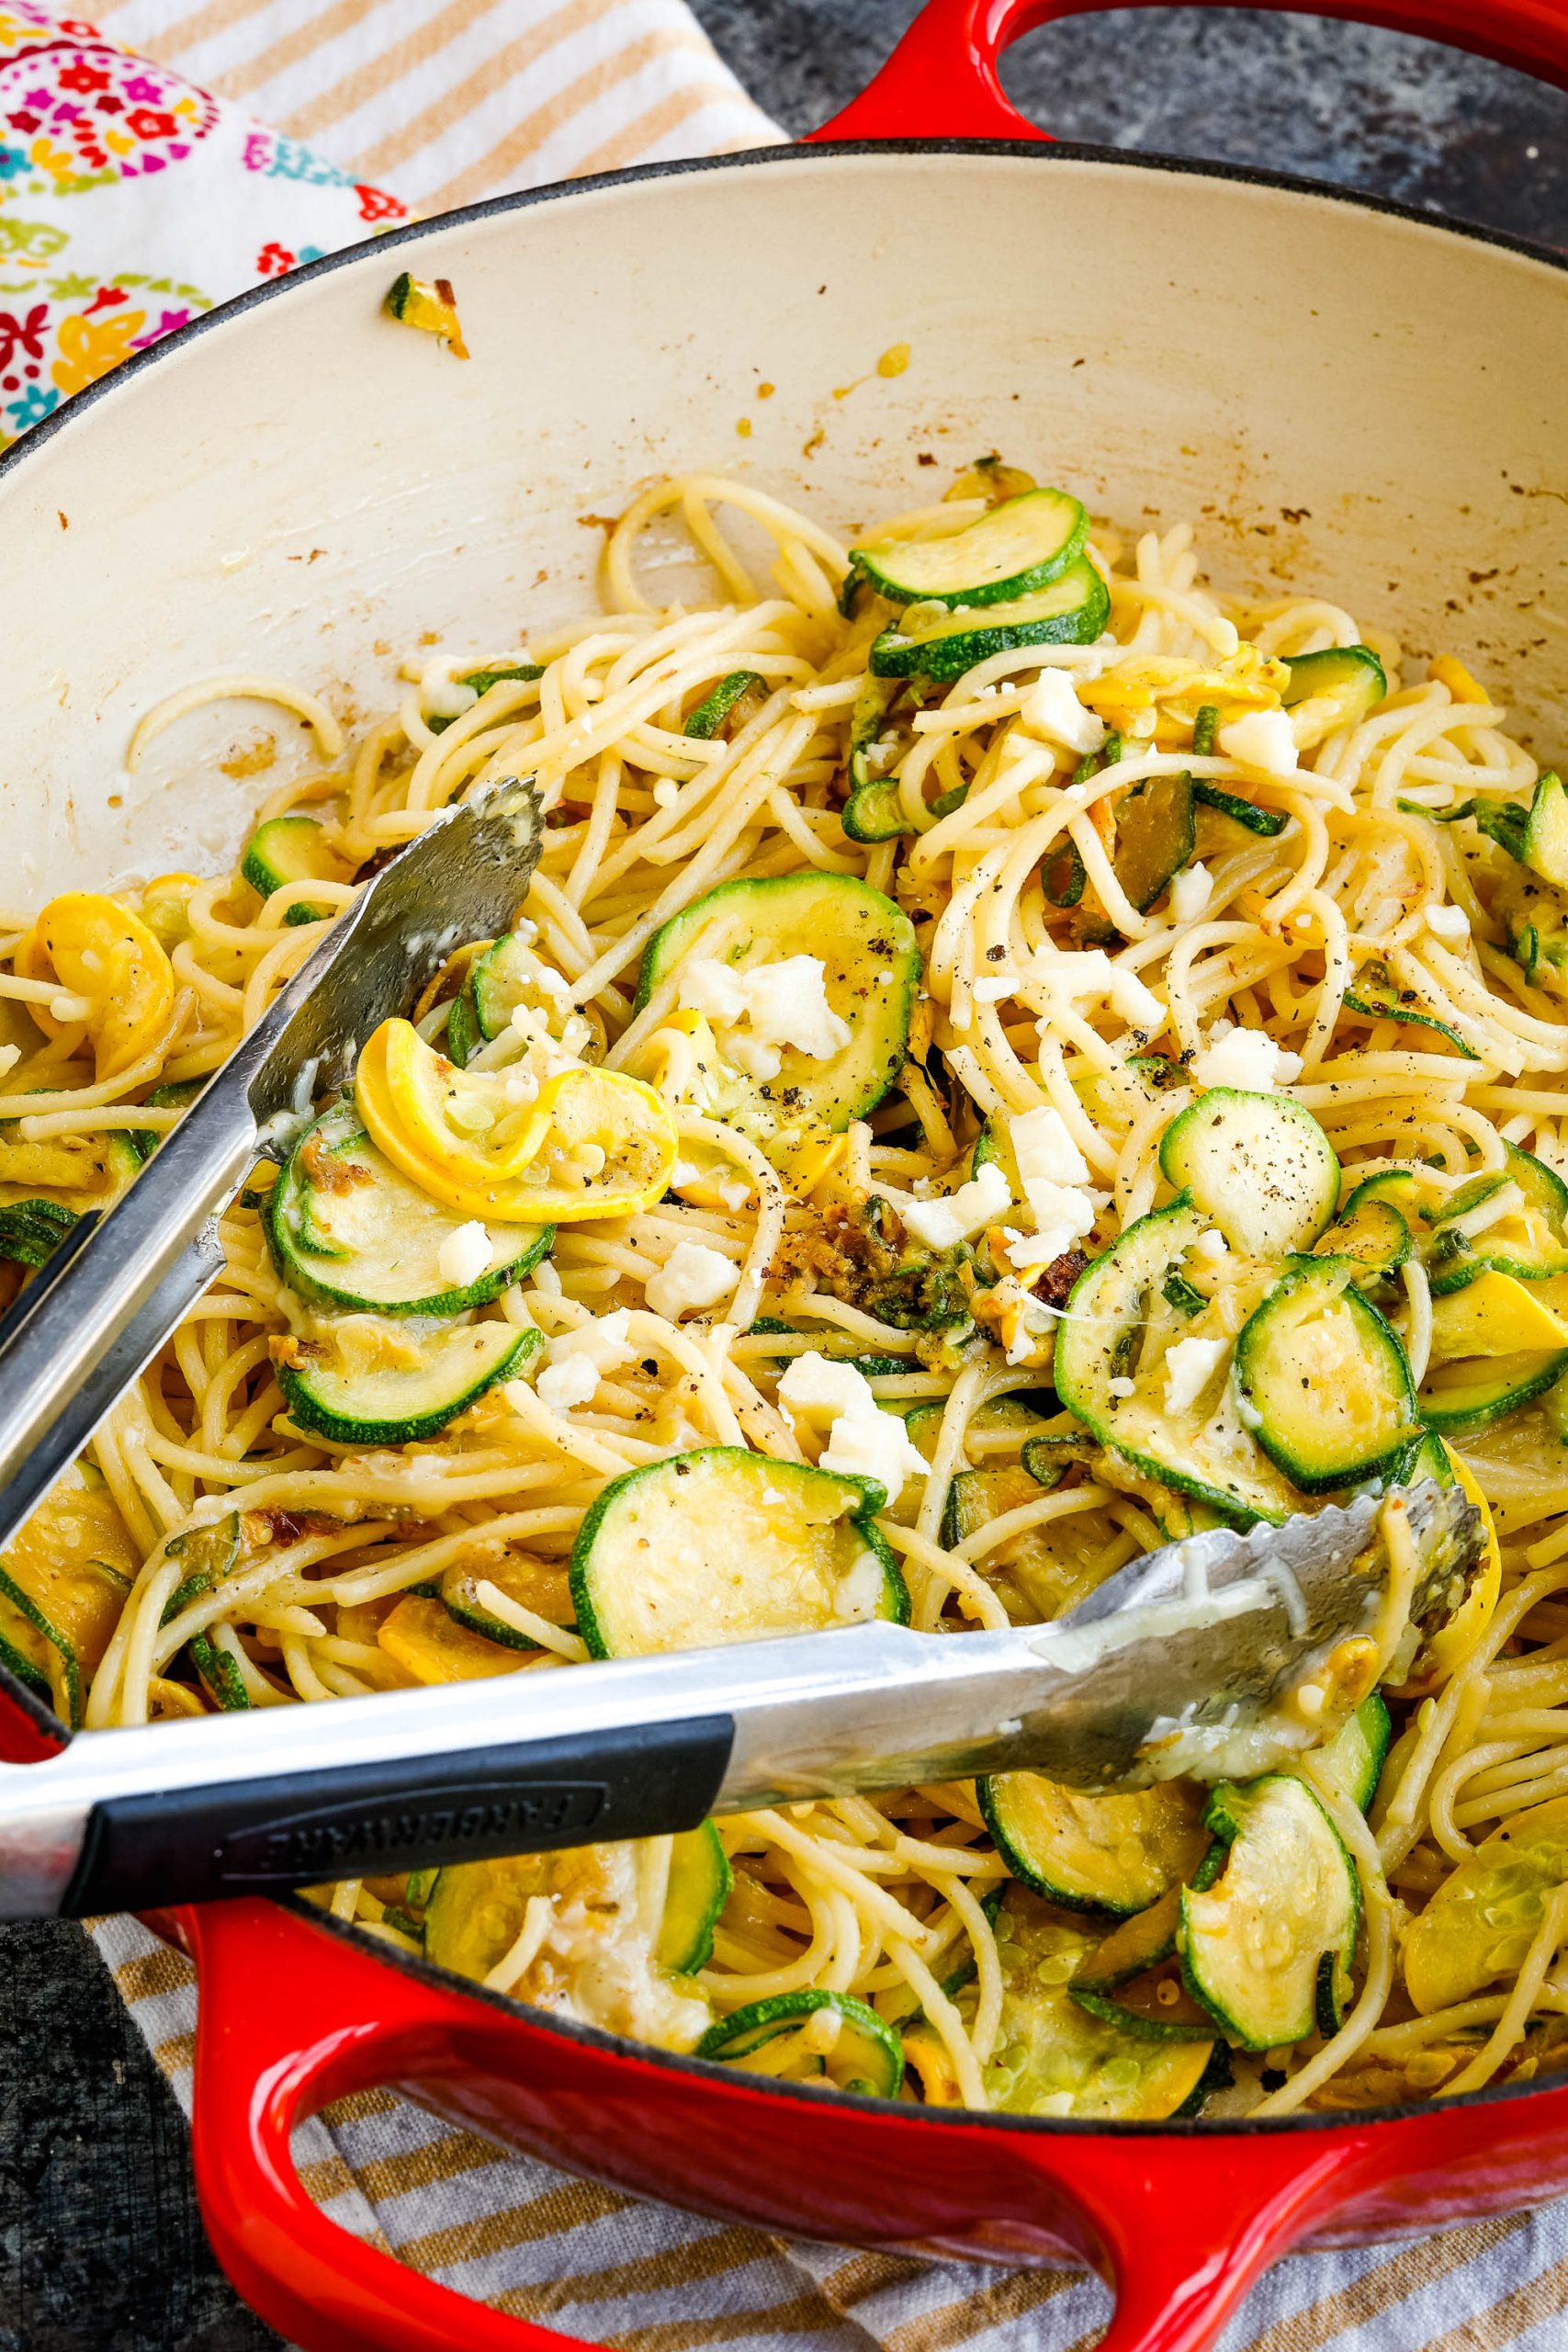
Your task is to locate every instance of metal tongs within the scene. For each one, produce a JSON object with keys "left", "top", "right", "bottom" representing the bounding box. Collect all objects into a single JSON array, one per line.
[
  {"left": 0, "top": 776, "right": 547, "bottom": 1560},
  {"left": 0, "top": 1482, "right": 1481, "bottom": 1917}
]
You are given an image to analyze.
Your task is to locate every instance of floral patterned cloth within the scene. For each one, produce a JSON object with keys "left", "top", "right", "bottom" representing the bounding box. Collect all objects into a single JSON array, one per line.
[
  {"left": 0, "top": 0, "right": 782, "bottom": 450},
  {"left": 0, "top": 0, "right": 412, "bottom": 445}
]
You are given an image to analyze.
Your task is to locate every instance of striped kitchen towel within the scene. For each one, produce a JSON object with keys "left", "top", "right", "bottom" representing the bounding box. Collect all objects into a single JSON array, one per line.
[
  {"left": 0, "top": 0, "right": 780, "bottom": 448},
  {"left": 88, "top": 1911, "right": 1568, "bottom": 2352}
]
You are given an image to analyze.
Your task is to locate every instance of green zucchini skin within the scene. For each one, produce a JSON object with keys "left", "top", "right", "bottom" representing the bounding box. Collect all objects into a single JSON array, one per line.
[
  {"left": 1316, "top": 1693, "right": 1393, "bottom": 1815},
  {"left": 634, "top": 873, "right": 920, "bottom": 1145},
  {"left": 1178, "top": 1774, "right": 1359, "bottom": 2052},
  {"left": 840, "top": 776, "right": 911, "bottom": 844},
  {"left": 1053, "top": 1194, "right": 1299, "bottom": 1527},
  {"left": 851, "top": 487, "right": 1088, "bottom": 611},
  {"left": 1424, "top": 1143, "right": 1568, "bottom": 1295},
  {"left": 266, "top": 1102, "right": 550, "bottom": 1317},
  {"left": 1112, "top": 773, "right": 1195, "bottom": 915},
  {"left": 240, "top": 815, "right": 346, "bottom": 924},
  {"left": 656, "top": 1822, "right": 733, "bottom": 1975},
  {"left": 686, "top": 670, "right": 762, "bottom": 739},
  {"left": 1418, "top": 1346, "right": 1568, "bottom": 1435},
  {"left": 426, "top": 662, "right": 543, "bottom": 734},
  {"left": 979, "top": 1772, "right": 1210, "bottom": 1916},
  {"left": 570, "top": 1447, "right": 907, "bottom": 1660},
  {"left": 0, "top": 1197, "right": 77, "bottom": 1268},
  {"left": 1192, "top": 781, "right": 1289, "bottom": 837},
  {"left": 1280, "top": 644, "right": 1386, "bottom": 726},
  {"left": 1233, "top": 1257, "right": 1419, "bottom": 1493},
  {"left": 276, "top": 1320, "right": 540, "bottom": 1446},
  {"left": 870, "top": 559, "right": 1110, "bottom": 682},
  {"left": 1157, "top": 1090, "right": 1340, "bottom": 1261},
  {"left": 694, "top": 1989, "right": 904, "bottom": 2098}
]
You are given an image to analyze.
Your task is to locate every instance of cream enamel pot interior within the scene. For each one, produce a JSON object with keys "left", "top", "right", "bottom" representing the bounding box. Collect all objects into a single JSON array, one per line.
[{"left": 4, "top": 17, "right": 1568, "bottom": 2352}]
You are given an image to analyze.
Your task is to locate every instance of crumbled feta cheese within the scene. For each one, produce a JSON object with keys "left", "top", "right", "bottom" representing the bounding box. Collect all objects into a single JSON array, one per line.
[
  {"left": 725, "top": 1033, "right": 783, "bottom": 1081},
  {"left": 678, "top": 954, "right": 851, "bottom": 1065},
  {"left": 1004, "top": 1173, "right": 1099, "bottom": 1268},
  {"left": 1168, "top": 863, "right": 1213, "bottom": 925},
  {"left": 1020, "top": 666, "right": 1106, "bottom": 757},
  {"left": 1012, "top": 1103, "right": 1092, "bottom": 1190},
  {"left": 547, "top": 1308, "right": 636, "bottom": 1375},
  {"left": 436, "top": 1220, "right": 493, "bottom": 1291},
  {"left": 1426, "top": 901, "right": 1471, "bottom": 942},
  {"left": 644, "top": 1241, "right": 739, "bottom": 1321},
  {"left": 1163, "top": 1334, "right": 1229, "bottom": 1416},
  {"left": 1003, "top": 1227, "right": 1066, "bottom": 1272},
  {"left": 1192, "top": 1020, "right": 1303, "bottom": 1091},
  {"left": 653, "top": 779, "right": 681, "bottom": 809},
  {"left": 776, "top": 1351, "right": 928, "bottom": 1498},
  {"left": 776, "top": 1352, "right": 872, "bottom": 1421},
  {"left": 1194, "top": 1228, "right": 1229, "bottom": 1261},
  {"left": 900, "top": 1160, "right": 1011, "bottom": 1250},
  {"left": 1108, "top": 967, "right": 1167, "bottom": 1034},
  {"left": 1218, "top": 709, "right": 1298, "bottom": 775},
  {"left": 536, "top": 1356, "right": 599, "bottom": 1411},
  {"left": 1107, "top": 1375, "right": 1136, "bottom": 1398},
  {"left": 834, "top": 1549, "right": 890, "bottom": 1621},
  {"left": 426, "top": 679, "right": 479, "bottom": 721},
  {"left": 678, "top": 956, "right": 749, "bottom": 1025}
]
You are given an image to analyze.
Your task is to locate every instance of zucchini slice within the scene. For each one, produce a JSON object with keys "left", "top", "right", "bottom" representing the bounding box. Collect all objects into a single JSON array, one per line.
[
  {"left": 1192, "top": 781, "right": 1290, "bottom": 838},
  {"left": 276, "top": 1317, "right": 540, "bottom": 1445},
  {"left": 634, "top": 874, "right": 919, "bottom": 1146},
  {"left": 848, "top": 674, "right": 901, "bottom": 791},
  {"left": 127, "top": 1077, "right": 204, "bottom": 1163},
  {"left": 0, "top": 1459, "right": 137, "bottom": 1713},
  {"left": 570, "top": 1448, "right": 907, "bottom": 1658},
  {"left": 686, "top": 670, "right": 763, "bottom": 740},
  {"left": 1179, "top": 1775, "right": 1359, "bottom": 2051},
  {"left": 1425, "top": 1144, "right": 1568, "bottom": 1295},
  {"left": 657, "top": 1822, "right": 732, "bottom": 1975},
  {"left": 1340, "top": 967, "right": 1479, "bottom": 1060},
  {"left": 1280, "top": 645, "right": 1386, "bottom": 729},
  {"left": 1435, "top": 768, "right": 1568, "bottom": 887},
  {"left": 1313, "top": 1196, "right": 1411, "bottom": 1285},
  {"left": 840, "top": 776, "right": 911, "bottom": 844},
  {"left": 1111, "top": 773, "right": 1196, "bottom": 917},
  {"left": 942, "top": 1463, "right": 1119, "bottom": 1623},
  {"left": 268, "top": 1102, "right": 550, "bottom": 1315},
  {"left": 1416, "top": 1345, "right": 1568, "bottom": 1434},
  {"left": 1403, "top": 1793, "right": 1568, "bottom": 2016},
  {"left": 1067, "top": 1891, "right": 1215, "bottom": 2041},
  {"left": 240, "top": 815, "right": 350, "bottom": 923},
  {"left": 1315, "top": 1693, "right": 1392, "bottom": 1815},
  {"left": 850, "top": 487, "right": 1088, "bottom": 610},
  {"left": 426, "top": 662, "right": 543, "bottom": 735},
  {"left": 1427, "top": 1269, "right": 1568, "bottom": 1362},
  {"left": 696, "top": 1989, "right": 904, "bottom": 2098},
  {"left": 1054, "top": 1197, "right": 1300, "bottom": 1524},
  {"left": 1158, "top": 1090, "right": 1340, "bottom": 1260},
  {"left": 979, "top": 1772, "right": 1210, "bottom": 1916},
  {"left": 870, "top": 559, "right": 1110, "bottom": 682},
  {"left": 439, "top": 1551, "right": 573, "bottom": 1653},
  {"left": 1233, "top": 1258, "right": 1418, "bottom": 1493},
  {"left": 0, "top": 1197, "right": 76, "bottom": 1268},
  {"left": 983, "top": 1889, "right": 1214, "bottom": 2118}
]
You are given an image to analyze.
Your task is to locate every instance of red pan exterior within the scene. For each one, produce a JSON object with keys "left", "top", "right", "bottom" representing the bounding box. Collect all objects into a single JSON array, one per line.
[
  {"left": 181, "top": 1894, "right": 1568, "bottom": 2352},
  {"left": 10, "top": 2, "right": 1568, "bottom": 2346}
]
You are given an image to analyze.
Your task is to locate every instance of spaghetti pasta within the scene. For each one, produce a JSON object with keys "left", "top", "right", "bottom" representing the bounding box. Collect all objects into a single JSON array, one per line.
[{"left": 6, "top": 462, "right": 1568, "bottom": 2116}]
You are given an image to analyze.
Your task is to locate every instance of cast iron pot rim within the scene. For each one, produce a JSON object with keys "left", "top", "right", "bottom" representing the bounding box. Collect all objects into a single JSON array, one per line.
[
  {"left": 0, "top": 133, "right": 1564, "bottom": 494},
  {"left": 10, "top": 126, "right": 1566, "bottom": 2146}
]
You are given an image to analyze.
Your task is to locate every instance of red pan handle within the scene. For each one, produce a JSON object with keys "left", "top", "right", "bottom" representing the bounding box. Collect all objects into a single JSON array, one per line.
[
  {"left": 185, "top": 1897, "right": 1376, "bottom": 2352},
  {"left": 186, "top": 1899, "right": 599, "bottom": 2352},
  {"left": 812, "top": 0, "right": 1568, "bottom": 141}
]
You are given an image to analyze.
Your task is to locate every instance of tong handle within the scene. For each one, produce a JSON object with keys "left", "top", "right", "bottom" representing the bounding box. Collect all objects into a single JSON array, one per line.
[{"left": 0, "top": 1079, "right": 259, "bottom": 1552}]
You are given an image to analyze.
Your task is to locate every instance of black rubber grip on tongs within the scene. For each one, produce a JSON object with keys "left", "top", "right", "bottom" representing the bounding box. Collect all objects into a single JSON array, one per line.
[{"left": 60, "top": 1714, "right": 736, "bottom": 1913}]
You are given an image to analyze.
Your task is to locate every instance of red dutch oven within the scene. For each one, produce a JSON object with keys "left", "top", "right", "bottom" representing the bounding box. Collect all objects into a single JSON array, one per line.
[{"left": 3, "top": 0, "right": 1568, "bottom": 2345}]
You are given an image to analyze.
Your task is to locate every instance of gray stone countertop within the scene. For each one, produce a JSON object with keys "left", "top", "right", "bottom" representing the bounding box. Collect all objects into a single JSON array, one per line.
[{"left": 2, "top": 11, "right": 1564, "bottom": 2351}]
